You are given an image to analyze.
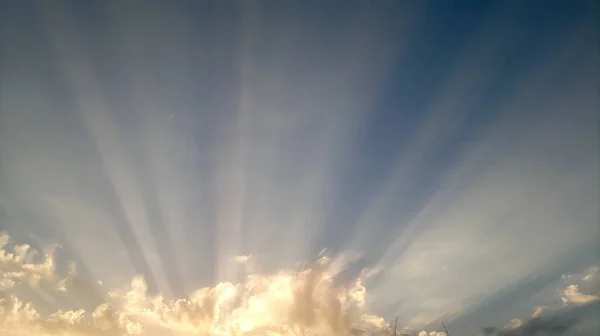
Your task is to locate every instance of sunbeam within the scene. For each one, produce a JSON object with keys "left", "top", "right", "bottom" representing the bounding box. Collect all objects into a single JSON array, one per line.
[{"left": 0, "top": 1, "right": 597, "bottom": 336}]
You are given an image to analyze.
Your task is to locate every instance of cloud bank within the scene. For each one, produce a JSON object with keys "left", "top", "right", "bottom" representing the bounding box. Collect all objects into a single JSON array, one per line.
[
  {"left": 1, "top": 233, "right": 598, "bottom": 336},
  {"left": 0, "top": 233, "right": 392, "bottom": 336}
]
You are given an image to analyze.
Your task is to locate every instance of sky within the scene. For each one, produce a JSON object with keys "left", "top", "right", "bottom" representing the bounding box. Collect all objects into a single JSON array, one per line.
[{"left": 0, "top": 1, "right": 598, "bottom": 336}]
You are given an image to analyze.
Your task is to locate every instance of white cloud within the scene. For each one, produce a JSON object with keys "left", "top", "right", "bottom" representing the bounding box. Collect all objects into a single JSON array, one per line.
[
  {"left": 0, "top": 232, "right": 56, "bottom": 289},
  {"left": 419, "top": 330, "right": 446, "bottom": 336},
  {"left": 0, "top": 233, "right": 395, "bottom": 336},
  {"left": 561, "top": 284, "right": 600, "bottom": 305}
]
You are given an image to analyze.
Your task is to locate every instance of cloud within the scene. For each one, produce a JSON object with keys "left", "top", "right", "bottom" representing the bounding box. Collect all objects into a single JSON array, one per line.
[
  {"left": 0, "top": 278, "right": 15, "bottom": 291},
  {"left": 0, "top": 232, "right": 56, "bottom": 290},
  {"left": 481, "top": 291, "right": 600, "bottom": 336},
  {"left": 106, "top": 256, "right": 389, "bottom": 335},
  {"left": 0, "top": 233, "right": 395, "bottom": 336},
  {"left": 581, "top": 266, "right": 598, "bottom": 282},
  {"left": 532, "top": 306, "right": 546, "bottom": 318},
  {"left": 503, "top": 319, "right": 523, "bottom": 330},
  {"left": 419, "top": 331, "right": 446, "bottom": 336},
  {"left": 3, "top": 232, "right": 599, "bottom": 336},
  {"left": 0, "top": 296, "right": 141, "bottom": 336},
  {"left": 233, "top": 255, "right": 252, "bottom": 264},
  {"left": 561, "top": 285, "right": 599, "bottom": 305},
  {"left": 479, "top": 267, "right": 600, "bottom": 336},
  {"left": 55, "top": 261, "right": 78, "bottom": 292}
]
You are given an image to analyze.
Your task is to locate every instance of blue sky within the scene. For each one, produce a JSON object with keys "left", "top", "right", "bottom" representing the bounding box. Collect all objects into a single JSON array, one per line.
[{"left": 0, "top": 1, "right": 598, "bottom": 336}]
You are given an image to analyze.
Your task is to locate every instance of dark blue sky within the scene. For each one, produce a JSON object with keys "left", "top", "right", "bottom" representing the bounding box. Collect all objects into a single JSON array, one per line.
[{"left": 0, "top": 1, "right": 598, "bottom": 335}]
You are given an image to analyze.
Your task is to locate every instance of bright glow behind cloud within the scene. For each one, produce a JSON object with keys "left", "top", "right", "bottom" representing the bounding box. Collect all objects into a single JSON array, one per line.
[{"left": 0, "top": 233, "right": 391, "bottom": 336}]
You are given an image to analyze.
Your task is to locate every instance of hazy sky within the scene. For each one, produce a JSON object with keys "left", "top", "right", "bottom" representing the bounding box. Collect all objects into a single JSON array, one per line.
[{"left": 0, "top": 1, "right": 598, "bottom": 336}]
